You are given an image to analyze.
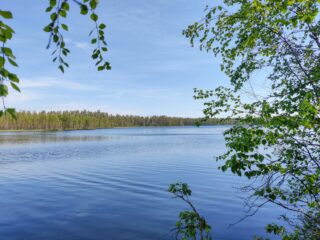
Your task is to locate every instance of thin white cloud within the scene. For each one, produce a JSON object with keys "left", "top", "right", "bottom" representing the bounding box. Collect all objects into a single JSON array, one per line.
[
  {"left": 98, "top": 88, "right": 184, "bottom": 100},
  {"left": 74, "top": 42, "right": 89, "bottom": 50},
  {"left": 6, "top": 90, "right": 42, "bottom": 104},
  {"left": 20, "top": 77, "right": 99, "bottom": 91}
]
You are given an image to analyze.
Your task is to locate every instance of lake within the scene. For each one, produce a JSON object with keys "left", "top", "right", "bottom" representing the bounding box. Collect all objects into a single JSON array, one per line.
[{"left": 0, "top": 126, "right": 282, "bottom": 240}]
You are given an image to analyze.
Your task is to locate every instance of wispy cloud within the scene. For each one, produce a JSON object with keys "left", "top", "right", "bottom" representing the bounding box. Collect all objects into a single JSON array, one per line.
[
  {"left": 6, "top": 90, "right": 42, "bottom": 105},
  {"left": 98, "top": 88, "right": 184, "bottom": 100},
  {"left": 20, "top": 77, "right": 99, "bottom": 91},
  {"left": 1, "top": 0, "right": 222, "bottom": 117},
  {"left": 74, "top": 42, "right": 89, "bottom": 50}
]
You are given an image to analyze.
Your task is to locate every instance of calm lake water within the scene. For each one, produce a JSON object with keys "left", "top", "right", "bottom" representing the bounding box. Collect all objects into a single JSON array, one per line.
[{"left": 0, "top": 126, "right": 283, "bottom": 240}]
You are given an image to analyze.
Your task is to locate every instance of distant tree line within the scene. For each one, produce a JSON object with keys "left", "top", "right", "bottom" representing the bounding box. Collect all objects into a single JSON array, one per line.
[{"left": 0, "top": 111, "right": 236, "bottom": 131}]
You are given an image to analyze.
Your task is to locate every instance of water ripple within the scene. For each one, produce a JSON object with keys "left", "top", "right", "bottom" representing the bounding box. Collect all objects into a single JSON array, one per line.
[{"left": 0, "top": 126, "right": 282, "bottom": 240}]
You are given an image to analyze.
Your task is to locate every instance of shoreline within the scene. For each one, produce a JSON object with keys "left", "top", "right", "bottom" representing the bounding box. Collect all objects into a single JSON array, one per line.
[{"left": 0, "top": 124, "right": 232, "bottom": 133}]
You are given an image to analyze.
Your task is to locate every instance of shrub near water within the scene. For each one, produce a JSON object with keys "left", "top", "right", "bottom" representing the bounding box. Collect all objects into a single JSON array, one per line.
[{"left": 178, "top": 0, "right": 320, "bottom": 239}]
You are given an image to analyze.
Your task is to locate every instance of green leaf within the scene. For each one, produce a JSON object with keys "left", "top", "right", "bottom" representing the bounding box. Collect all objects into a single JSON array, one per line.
[
  {"left": 50, "top": 0, "right": 57, "bottom": 7},
  {"left": 8, "top": 58, "right": 18, "bottom": 67},
  {"left": 3, "top": 28, "right": 13, "bottom": 39},
  {"left": 0, "top": 10, "right": 13, "bottom": 19},
  {"left": 99, "top": 23, "right": 106, "bottom": 29},
  {"left": 5, "top": 108, "right": 16, "bottom": 119},
  {"left": 53, "top": 34, "right": 59, "bottom": 43},
  {"left": 1, "top": 47, "right": 13, "bottom": 57},
  {"left": 0, "top": 84, "right": 8, "bottom": 97},
  {"left": 10, "top": 82, "right": 20, "bottom": 92},
  {"left": 0, "top": 57, "right": 5, "bottom": 67},
  {"left": 45, "top": 6, "right": 53, "bottom": 12},
  {"left": 80, "top": 5, "right": 88, "bottom": 15},
  {"left": 61, "top": 24, "right": 68, "bottom": 31},
  {"left": 43, "top": 25, "right": 52, "bottom": 32},
  {"left": 61, "top": 2, "right": 69, "bottom": 11},
  {"left": 59, "top": 10, "right": 67, "bottom": 18},
  {"left": 90, "top": 13, "right": 98, "bottom": 21},
  {"left": 8, "top": 73, "right": 19, "bottom": 83},
  {"left": 58, "top": 65, "right": 64, "bottom": 73},
  {"left": 50, "top": 12, "right": 57, "bottom": 21},
  {"left": 90, "top": 0, "right": 98, "bottom": 9}
]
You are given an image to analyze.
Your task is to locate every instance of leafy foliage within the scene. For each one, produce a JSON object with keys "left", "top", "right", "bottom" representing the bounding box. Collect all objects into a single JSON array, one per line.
[
  {"left": 43, "top": 0, "right": 111, "bottom": 73},
  {"left": 0, "top": 1, "right": 111, "bottom": 117},
  {"left": 184, "top": 0, "right": 320, "bottom": 239},
  {"left": 0, "top": 9, "right": 19, "bottom": 119},
  {"left": 168, "top": 182, "right": 212, "bottom": 240}
]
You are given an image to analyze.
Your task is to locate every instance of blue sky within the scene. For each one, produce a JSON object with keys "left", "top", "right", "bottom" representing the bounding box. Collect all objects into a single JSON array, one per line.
[{"left": 3, "top": 0, "right": 229, "bottom": 117}]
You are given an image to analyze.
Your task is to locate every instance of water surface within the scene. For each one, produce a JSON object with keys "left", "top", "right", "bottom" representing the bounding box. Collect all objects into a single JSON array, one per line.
[{"left": 0, "top": 126, "right": 282, "bottom": 239}]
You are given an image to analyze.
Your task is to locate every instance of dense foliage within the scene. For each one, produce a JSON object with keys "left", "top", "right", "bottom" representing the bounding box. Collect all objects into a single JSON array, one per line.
[
  {"left": 184, "top": 0, "right": 320, "bottom": 239},
  {"left": 0, "top": 0, "right": 109, "bottom": 117},
  {"left": 0, "top": 110, "right": 235, "bottom": 130},
  {"left": 168, "top": 183, "right": 212, "bottom": 240}
]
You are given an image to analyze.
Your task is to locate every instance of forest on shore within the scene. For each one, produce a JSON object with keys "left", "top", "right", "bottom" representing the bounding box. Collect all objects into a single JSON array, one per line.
[{"left": 0, "top": 111, "right": 236, "bottom": 131}]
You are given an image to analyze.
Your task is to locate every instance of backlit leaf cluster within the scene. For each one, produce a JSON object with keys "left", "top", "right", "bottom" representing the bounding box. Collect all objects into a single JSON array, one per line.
[
  {"left": 43, "top": 0, "right": 111, "bottom": 73},
  {"left": 169, "top": 182, "right": 212, "bottom": 240},
  {"left": 186, "top": 0, "right": 320, "bottom": 239},
  {"left": 0, "top": 9, "right": 19, "bottom": 118},
  {"left": 0, "top": 1, "right": 110, "bottom": 117}
]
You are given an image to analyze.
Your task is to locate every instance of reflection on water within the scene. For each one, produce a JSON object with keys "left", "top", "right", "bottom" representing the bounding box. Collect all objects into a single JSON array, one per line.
[
  {"left": 0, "top": 131, "right": 113, "bottom": 144},
  {"left": 0, "top": 126, "right": 282, "bottom": 240},
  {"left": 0, "top": 128, "right": 217, "bottom": 145}
]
